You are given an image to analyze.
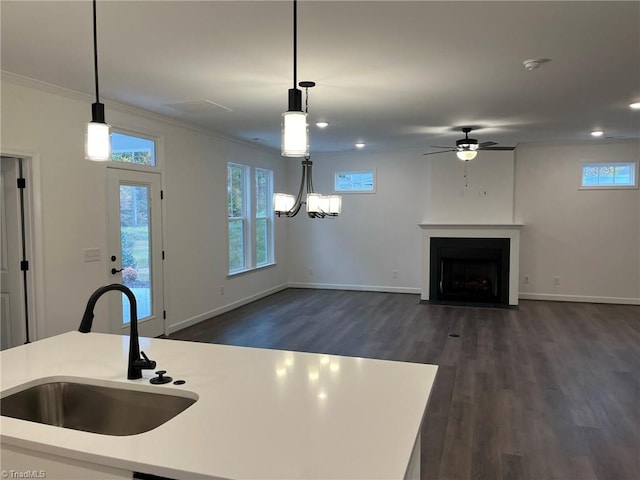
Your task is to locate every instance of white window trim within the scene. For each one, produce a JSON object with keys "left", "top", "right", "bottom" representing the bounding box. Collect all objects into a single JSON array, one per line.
[
  {"left": 110, "top": 127, "right": 161, "bottom": 172},
  {"left": 333, "top": 169, "right": 377, "bottom": 194},
  {"left": 579, "top": 161, "right": 638, "bottom": 190},
  {"left": 227, "top": 163, "right": 275, "bottom": 276}
]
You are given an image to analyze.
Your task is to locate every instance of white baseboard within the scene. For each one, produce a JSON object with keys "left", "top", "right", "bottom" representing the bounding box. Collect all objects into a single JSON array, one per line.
[
  {"left": 519, "top": 292, "right": 640, "bottom": 305},
  {"left": 287, "top": 282, "right": 421, "bottom": 295},
  {"left": 167, "top": 283, "right": 289, "bottom": 334}
]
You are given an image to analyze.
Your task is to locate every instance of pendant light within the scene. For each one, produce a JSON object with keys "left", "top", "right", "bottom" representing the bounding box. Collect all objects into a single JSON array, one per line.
[
  {"left": 274, "top": 83, "right": 342, "bottom": 218},
  {"left": 281, "top": 0, "right": 308, "bottom": 157},
  {"left": 85, "top": 0, "right": 111, "bottom": 161}
]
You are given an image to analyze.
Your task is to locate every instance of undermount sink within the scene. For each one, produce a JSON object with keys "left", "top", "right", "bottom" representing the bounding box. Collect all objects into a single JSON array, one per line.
[{"left": 1, "top": 378, "right": 197, "bottom": 436}]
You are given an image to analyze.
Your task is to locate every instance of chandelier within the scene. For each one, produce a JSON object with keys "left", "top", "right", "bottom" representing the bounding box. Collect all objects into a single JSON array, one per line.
[{"left": 274, "top": 82, "right": 342, "bottom": 218}]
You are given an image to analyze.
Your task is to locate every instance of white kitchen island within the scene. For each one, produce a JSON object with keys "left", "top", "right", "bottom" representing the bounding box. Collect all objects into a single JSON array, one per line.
[{"left": 1, "top": 332, "right": 438, "bottom": 479}]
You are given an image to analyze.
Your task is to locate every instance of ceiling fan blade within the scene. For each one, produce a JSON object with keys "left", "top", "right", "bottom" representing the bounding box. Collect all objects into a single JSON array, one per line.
[
  {"left": 479, "top": 146, "right": 516, "bottom": 151},
  {"left": 423, "top": 149, "right": 455, "bottom": 156},
  {"left": 430, "top": 145, "right": 454, "bottom": 149},
  {"left": 478, "top": 141, "right": 498, "bottom": 148}
]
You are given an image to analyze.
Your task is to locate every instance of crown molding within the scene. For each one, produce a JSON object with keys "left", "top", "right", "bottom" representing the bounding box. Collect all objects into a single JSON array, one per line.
[{"left": 1, "top": 70, "right": 278, "bottom": 155}]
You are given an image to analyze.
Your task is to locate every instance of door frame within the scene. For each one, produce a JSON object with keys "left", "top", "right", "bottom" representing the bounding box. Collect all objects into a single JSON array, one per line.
[
  {"left": 106, "top": 166, "right": 165, "bottom": 337},
  {"left": 0, "top": 151, "right": 44, "bottom": 343}
]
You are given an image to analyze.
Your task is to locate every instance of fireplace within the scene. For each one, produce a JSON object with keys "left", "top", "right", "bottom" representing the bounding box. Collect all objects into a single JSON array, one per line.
[
  {"left": 419, "top": 224, "right": 523, "bottom": 306},
  {"left": 429, "top": 237, "right": 510, "bottom": 305}
]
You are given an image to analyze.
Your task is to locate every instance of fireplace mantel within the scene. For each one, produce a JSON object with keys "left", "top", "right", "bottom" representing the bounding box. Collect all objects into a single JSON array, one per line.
[{"left": 418, "top": 223, "right": 523, "bottom": 306}]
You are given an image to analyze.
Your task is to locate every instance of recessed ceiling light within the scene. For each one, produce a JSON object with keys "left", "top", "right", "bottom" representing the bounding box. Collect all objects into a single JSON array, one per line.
[
  {"left": 355, "top": 142, "right": 366, "bottom": 149},
  {"left": 591, "top": 130, "right": 604, "bottom": 137},
  {"left": 316, "top": 122, "right": 329, "bottom": 128},
  {"left": 630, "top": 102, "right": 640, "bottom": 110}
]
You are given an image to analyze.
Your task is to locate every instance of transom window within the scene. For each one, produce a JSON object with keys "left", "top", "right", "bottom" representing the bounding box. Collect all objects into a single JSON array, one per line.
[
  {"left": 580, "top": 162, "right": 637, "bottom": 189},
  {"left": 334, "top": 170, "right": 376, "bottom": 193},
  {"left": 112, "top": 132, "right": 156, "bottom": 166}
]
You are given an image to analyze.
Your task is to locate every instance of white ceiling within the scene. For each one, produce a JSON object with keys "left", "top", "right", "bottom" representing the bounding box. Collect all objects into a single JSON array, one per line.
[{"left": 2, "top": 1, "right": 639, "bottom": 154}]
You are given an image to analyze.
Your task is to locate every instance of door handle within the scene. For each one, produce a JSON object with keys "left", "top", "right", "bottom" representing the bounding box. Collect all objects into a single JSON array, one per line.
[{"left": 111, "top": 268, "right": 124, "bottom": 275}]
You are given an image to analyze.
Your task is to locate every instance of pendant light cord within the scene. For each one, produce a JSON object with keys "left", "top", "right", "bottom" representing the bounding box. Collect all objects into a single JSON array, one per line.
[
  {"left": 93, "top": 0, "right": 100, "bottom": 103},
  {"left": 292, "top": 0, "right": 297, "bottom": 89}
]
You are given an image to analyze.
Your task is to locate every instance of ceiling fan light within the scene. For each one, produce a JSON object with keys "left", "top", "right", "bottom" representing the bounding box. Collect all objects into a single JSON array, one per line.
[
  {"left": 282, "top": 110, "right": 309, "bottom": 157},
  {"left": 456, "top": 150, "right": 477, "bottom": 161}
]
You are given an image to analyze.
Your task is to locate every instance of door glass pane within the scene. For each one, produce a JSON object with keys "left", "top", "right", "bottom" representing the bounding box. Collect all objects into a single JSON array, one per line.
[{"left": 120, "top": 184, "right": 152, "bottom": 324}]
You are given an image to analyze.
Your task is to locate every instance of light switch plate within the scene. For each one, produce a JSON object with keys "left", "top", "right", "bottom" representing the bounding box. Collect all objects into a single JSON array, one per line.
[{"left": 83, "top": 248, "right": 101, "bottom": 262}]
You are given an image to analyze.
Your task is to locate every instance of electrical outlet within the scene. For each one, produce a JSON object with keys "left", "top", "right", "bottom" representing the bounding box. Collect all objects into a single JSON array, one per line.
[
  {"left": 524, "top": 275, "right": 530, "bottom": 284},
  {"left": 392, "top": 270, "right": 398, "bottom": 279},
  {"left": 308, "top": 268, "right": 314, "bottom": 276},
  {"left": 553, "top": 276, "right": 560, "bottom": 285},
  {"left": 220, "top": 287, "right": 225, "bottom": 295}
]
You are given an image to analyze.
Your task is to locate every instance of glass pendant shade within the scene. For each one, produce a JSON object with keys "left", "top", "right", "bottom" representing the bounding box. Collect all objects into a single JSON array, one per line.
[
  {"left": 456, "top": 150, "right": 478, "bottom": 161},
  {"left": 85, "top": 121, "right": 111, "bottom": 161},
  {"left": 282, "top": 111, "right": 309, "bottom": 157},
  {"left": 273, "top": 193, "right": 296, "bottom": 213}
]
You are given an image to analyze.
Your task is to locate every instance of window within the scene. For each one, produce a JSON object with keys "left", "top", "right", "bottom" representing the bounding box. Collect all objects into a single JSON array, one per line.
[
  {"left": 227, "top": 163, "right": 274, "bottom": 274},
  {"left": 580, "top": 162, "right": 637, "bottom": 189},
  {"left": 111, "top": 132, "right": 156, "bottom": 166},
  {"left": 334, "top": 170, "right": 376, "bottom": 193},
  {"left": 255, "top": 168, "right": 273, "bottom": 267},
  {"left": 228, "top": 163, "right": 247, "bottom": 272}
]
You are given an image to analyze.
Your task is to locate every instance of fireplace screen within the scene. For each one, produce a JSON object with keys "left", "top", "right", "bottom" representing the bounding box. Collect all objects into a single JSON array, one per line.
[
  {"left": 430, "top": 237, "right": 510, "bottom": 305},
  {"left": 440, "top": 258, "right": 499, "bottom": 300}
]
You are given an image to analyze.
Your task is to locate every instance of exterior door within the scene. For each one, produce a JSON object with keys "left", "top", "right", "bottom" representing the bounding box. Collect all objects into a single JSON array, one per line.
[{"left": 107, "top": 168, "right": 164, "bottom": 338}]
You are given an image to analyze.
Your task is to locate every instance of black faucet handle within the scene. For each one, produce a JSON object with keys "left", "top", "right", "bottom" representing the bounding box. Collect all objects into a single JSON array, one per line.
[{"left": 133, "top": 350, "right": 157, "bottom": 370}]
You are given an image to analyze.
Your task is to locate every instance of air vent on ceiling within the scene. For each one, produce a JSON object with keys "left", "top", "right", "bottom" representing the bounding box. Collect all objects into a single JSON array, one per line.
[{"left": 166, "top": 100, "right": 233, "bottom": 113}]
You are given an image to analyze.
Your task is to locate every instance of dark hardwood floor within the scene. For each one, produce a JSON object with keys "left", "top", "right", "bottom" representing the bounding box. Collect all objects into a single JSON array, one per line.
[{"left": 171, "top": 289, "right": 640, "bottom": 480}]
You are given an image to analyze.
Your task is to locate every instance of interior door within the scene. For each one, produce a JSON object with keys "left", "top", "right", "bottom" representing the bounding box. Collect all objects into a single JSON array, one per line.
[
  {"left": 107, "top": 168, "right": 164, "bottom": 338},
  {"left": 1, "top": 157, "right": 26, "bottom": 349}
]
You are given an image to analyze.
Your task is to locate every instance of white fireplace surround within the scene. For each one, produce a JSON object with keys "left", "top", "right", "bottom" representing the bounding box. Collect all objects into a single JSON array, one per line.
[{"left": 419, "top": 224, "right": 523, "bottom": 306}]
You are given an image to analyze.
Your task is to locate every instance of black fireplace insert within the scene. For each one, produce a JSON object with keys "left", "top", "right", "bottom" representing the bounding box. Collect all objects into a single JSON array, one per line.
[{"left": 429, "top": 237, "right": 510, "bottom": 305}]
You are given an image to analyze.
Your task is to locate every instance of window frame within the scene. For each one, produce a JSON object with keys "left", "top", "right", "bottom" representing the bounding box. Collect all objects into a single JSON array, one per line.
[
  {"left": 579, "top": 161, "right": 638, "bottom": 190},
  {"left": 227, "top": 162, "right": 275, "bottom": 276},
  {"left": 333, "top": 169, "right": 377, "bottom": 193},
  {"left": 227, "top": 163, "right": 249, "bottom": 274},
  {"left": 254, "top": 167, "right": 274, "bottom": 268},
  {"left": 110, "top": 128, "right": 160, "bottom": 171}
]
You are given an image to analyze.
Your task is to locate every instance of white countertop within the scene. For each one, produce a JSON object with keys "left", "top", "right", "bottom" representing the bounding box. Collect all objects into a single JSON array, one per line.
[{"left": 1, "top": 332, "right": 438, "bottom": 479}]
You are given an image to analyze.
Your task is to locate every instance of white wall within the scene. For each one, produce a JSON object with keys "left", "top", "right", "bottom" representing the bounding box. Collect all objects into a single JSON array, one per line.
[
  {"left": 425, "top": 151, "right": 515, "bottom": 224},
  {"left": 289, "top": 142, "right": 639, "bottom": 305},
  {"left": 1, "top": 76, "right": 290, "bottom": 339},
  {"left": 287, "top": 151, "right": 431, "bottom": 293},
  {"left": 515, "top": 140, "right": 640, "bottom": 304}
]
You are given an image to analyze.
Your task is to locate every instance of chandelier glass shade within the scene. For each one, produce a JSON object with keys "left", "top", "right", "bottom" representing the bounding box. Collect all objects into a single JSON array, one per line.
[{"left": 85, "top": 0, "right": 111, "bottom": 161}]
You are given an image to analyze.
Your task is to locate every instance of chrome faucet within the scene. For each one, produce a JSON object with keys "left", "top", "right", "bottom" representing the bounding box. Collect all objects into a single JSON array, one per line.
[{"left": 79, "top": 283, "right": 156, "bottom": 379}]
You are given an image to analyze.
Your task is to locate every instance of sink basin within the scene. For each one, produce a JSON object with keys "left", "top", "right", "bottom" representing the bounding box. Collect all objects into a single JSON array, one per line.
[{"left": 1, "top": 378, "right": 197, "bottom": 436}]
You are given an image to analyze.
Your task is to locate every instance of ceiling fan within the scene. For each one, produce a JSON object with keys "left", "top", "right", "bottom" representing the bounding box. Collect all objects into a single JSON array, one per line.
[{"left": 423, "top": 127, "right": 515, "bottom": 161}]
